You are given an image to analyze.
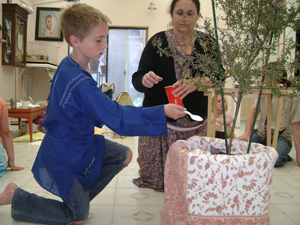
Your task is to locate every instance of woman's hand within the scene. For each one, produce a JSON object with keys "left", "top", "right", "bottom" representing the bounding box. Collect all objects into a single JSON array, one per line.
[
  {"left": 142, "top": 71, "right": 163, "bottom": 88},
  {"left": 172, "top": 80, "right": 198, "bottom": 99}
]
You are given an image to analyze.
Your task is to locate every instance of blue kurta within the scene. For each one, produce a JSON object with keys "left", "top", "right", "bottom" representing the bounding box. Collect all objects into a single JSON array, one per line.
[{"left": 32, "top": 56, "right": 167, "bottom": 200}]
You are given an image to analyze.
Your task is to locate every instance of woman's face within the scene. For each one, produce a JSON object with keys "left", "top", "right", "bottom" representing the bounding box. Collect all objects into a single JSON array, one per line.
[
  {"left": 45, "top": 16, "right": 52, "bottom": 30},
  {"left": 171, "top": 0, "right": 199, "bottom": 34}
]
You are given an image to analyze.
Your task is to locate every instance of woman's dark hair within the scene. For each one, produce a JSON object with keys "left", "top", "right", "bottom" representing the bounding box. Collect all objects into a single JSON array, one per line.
[{"left": 170, "top": 0, "right": 200, "bottom": 14}]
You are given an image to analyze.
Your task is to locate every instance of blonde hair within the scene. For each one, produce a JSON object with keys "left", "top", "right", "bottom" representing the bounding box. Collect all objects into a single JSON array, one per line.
[
  {"left": 212, "top": 94, "right": 228, "bottom": 112},
  {"left": 60, "top": 3, "right": 111, "bottom": 46}
]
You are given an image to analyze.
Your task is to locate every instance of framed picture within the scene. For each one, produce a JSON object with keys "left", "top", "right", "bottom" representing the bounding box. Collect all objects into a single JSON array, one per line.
[{"left": 35, "top": 7, "right": 63, "bottom": 41}]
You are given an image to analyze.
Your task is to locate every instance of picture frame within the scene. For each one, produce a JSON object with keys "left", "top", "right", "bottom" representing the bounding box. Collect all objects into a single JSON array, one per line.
[{"left": 35, "top": 7, "right": 63, "bottom": 42}]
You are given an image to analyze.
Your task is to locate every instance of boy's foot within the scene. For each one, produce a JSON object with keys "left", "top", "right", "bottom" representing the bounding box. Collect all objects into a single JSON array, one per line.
[
  {"left": 287, "top": 155, "right": 293, "bottom": 162},
  {"left": 0, "top": 183, "right": 18, "bottom": 205}
]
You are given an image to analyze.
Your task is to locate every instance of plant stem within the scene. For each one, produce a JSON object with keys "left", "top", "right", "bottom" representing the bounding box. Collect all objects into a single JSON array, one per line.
[
  {"left": 229, "top": 91, "right": 243, "bottom": 154},
  {"left": 247, "top": 32, "right": 274, "bottom": 154},
  {"left": 211, "top": 0, "right": 229, "bottom": 154}
]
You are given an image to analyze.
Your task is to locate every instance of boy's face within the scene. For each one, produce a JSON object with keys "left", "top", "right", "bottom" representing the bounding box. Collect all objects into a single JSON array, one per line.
[{"left": 77, "top": 23, "right": 108, "bottom": 62}]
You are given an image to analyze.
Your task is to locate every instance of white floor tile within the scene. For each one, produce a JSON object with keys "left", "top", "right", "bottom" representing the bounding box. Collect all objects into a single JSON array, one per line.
[
  {"left": 91, "top": 187, "right": 116, "bottom": 206},
  {"left": 270, "top": 214, "right": 298, "bottom": 225},
  {"left": 274, "top": 203, "right": 300, "bottom": 216},
  {"left": 0, "top": 124, "right": 299, "bottom": 225},
  {"left": 142, "top": 205, "right": 162, "bottom": 225},
  {"left": 85, "top": 205, "right": 114, "bottom": 225},
  {"left": 112, "top": 205, "right": 144, "bottom": 225},
  {"left": 114, "top": 188, "right": 142, "bottom": 206}
]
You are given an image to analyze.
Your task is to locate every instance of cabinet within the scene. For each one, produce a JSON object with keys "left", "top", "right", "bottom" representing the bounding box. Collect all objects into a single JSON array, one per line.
[{"left": 2, "top": 4, "right": 28, "bottom": 67}]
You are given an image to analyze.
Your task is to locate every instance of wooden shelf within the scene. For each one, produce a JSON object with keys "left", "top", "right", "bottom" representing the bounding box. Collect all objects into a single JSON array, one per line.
[
  {"left": 26, "top": 56, "right": 57, "bottom": 70},
  {"left": 26, "top": 62, "right": 57, "bottom": 70}
]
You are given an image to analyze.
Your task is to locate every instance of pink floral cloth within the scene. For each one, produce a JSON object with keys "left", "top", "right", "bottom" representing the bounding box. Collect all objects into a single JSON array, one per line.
[{"left": 160, "top": 136, "right": 278, "bottom": 225}]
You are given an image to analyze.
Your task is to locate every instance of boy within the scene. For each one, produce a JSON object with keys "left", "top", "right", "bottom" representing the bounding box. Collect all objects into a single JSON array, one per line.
[{"left": 0, "top": 3, "right": 186, "bottom": 225}]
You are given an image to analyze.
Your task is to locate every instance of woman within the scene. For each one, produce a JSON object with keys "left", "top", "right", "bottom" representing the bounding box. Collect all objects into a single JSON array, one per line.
[
  {"left": 132, "top": 0, "right": 222, "bottom": 191},
  {"left": 0, "top": 97, "right": 24, "bottom": 177}
]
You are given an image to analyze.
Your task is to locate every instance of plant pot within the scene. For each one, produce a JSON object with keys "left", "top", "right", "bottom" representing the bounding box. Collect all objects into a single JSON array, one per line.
[{"left": 160, "top": 136, "right": 278, "bottom": 225}]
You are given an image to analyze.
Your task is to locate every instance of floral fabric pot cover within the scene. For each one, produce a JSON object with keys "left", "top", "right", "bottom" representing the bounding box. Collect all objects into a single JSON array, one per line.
[{"left": 160, "top": 136, "right": 278, "bottom": 225}]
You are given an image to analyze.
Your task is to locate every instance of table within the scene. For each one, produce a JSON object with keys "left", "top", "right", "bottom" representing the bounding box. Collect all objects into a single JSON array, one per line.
[{"left": 8, "top": 106, "right": 47, "bottom": 142}]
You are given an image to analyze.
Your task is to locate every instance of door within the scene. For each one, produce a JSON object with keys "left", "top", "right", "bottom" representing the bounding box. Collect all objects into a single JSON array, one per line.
[{"left": 107, "top": 27, "right": 147, "bottom": 105}]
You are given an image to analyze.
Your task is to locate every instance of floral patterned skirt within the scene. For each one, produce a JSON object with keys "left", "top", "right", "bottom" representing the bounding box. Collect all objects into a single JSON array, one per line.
[{"left": 133, "top": 115, "right": 207, "bottom": 192}]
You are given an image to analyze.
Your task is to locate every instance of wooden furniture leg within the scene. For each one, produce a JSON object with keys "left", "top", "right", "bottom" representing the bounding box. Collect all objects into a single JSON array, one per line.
[
  {"left": 212, "top": 94, "right": 217, "bottom": 138},
  {"left": 27, "top": 115, "right": 33, "bottom": 143},
  {"left": 266, "top": 93, "right": 272, "bottom": 146},
  {"left": 272, "top": 95, "right": 284, "bottom": 149},
  {"left": 18, "top": 118, "right": 21, "bottom": 130},
  {"left": 207, "top": 92, "right": 213, "bottom": 137}
]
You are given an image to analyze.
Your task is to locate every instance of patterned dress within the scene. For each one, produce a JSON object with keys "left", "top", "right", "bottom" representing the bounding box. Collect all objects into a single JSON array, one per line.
[{"left": 132, "top": 29, "right": 221, "bottom": 191}]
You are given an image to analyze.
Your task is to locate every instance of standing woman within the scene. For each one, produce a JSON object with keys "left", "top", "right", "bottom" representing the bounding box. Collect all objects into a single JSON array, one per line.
[{"left": 132, "top": 0, "right": 222, "bottom": 191}]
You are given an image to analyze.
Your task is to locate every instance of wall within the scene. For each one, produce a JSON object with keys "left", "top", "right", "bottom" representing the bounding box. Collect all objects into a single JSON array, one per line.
[
  {"left": 0, "top": 0, "right": 219, "bottom": 100},
  {"left": 0, "top": 0, "right": 34, "bottom": 102},
  {"left": 0, "top": 0, "right": 219, "bottom": 102},
  {"left": 0, "top": 0, "right": 296, "bottom": 121},
  {"left": 27, "top": 0, "right": 219, "bottom": 62}
]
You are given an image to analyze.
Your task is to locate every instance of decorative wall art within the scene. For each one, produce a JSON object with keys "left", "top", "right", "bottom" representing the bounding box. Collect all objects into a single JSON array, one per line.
[{"left": 35, "top": 7, "right": 63, "bottom": 42}]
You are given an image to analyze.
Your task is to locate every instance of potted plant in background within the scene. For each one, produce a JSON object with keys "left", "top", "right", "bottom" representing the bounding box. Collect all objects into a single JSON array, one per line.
[{"left": 159, "top": 0, "right": 300, "bottom": 224}]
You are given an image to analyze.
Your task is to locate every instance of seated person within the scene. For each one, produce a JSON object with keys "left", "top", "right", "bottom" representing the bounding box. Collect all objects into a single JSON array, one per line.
[
  {"left": 0, "top": 97, "right": 24, "bottom": 177},
  {"left": 211, "top": 94, "right": 232, "bottom": 139},
  {"left": 238, "top": 72, "right": 300, "bottom": 167}
]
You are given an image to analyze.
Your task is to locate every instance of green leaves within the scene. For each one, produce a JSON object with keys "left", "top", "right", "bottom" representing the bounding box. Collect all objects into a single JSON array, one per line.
[{"left": 205, "top": 0, "right": 300, "bottom": 95}]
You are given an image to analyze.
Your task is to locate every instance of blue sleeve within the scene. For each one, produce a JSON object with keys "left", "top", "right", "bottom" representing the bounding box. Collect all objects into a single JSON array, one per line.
[{"left": 67, "top": 81, "right": 167, "bottom": 137}]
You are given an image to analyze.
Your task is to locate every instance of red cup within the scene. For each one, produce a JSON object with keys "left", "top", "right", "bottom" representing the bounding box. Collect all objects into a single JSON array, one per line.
[{"left": 164, "top": 85, "right": 183, "bottom": 106}]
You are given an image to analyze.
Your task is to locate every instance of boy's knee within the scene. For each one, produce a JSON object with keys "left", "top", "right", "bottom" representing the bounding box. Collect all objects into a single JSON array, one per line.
[{"left": 125, "top": 149, "right": 133, "bottom": 166}]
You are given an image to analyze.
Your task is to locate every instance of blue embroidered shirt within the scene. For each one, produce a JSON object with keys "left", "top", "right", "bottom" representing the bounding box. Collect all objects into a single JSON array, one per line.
[{"left": 32, "top": 56, "right": 167, "bottom": 200}]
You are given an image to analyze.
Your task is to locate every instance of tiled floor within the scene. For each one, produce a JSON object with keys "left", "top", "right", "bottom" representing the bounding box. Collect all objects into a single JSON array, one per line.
[{"left": 0, "top": 125, "right": 300, "bottom": 225}]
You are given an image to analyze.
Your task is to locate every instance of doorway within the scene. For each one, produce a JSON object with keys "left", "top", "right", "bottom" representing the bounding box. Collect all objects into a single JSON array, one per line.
[{"left": 107, "top": 27, "right": 148, "bottom": 105}]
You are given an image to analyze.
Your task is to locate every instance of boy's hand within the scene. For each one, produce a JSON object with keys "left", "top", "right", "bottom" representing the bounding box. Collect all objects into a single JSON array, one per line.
[
  {"left": 142, "top": 71, "right": 163, "bottom": 88},
  {"left": 164, "top": 104, "right": 186, "bottom": 120}
]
